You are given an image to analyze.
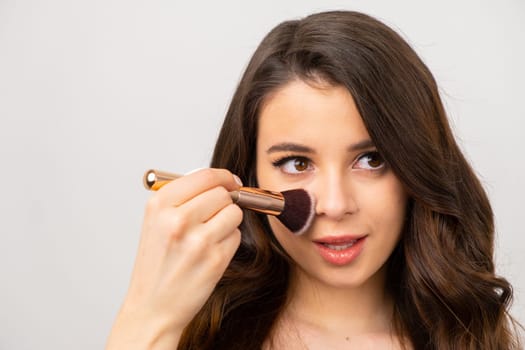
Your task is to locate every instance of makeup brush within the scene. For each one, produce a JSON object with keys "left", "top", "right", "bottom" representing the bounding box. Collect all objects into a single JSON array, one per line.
[{"left": 143, "top": 169, "right": 315, "bottom": 235}]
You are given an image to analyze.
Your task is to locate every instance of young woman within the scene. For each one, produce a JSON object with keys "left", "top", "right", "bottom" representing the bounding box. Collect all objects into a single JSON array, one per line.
[{"left": 107, "top": 11, "right": 522, "bottom": 349}]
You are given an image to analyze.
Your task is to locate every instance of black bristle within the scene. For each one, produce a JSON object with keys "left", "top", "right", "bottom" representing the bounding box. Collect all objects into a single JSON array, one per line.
[{"left": 277, "top": 189, "right": 315, "bottom": 235}]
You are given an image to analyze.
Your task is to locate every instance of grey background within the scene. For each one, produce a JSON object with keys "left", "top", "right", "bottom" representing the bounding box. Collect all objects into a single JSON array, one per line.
[{"left": 1, "top": 0, "right": 523, "bottom": 349}]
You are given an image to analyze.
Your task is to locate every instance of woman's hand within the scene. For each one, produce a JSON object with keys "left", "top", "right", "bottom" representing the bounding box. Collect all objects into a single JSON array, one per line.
[{"left": 106, "top": 168, "right": 243, "bottom": 349}]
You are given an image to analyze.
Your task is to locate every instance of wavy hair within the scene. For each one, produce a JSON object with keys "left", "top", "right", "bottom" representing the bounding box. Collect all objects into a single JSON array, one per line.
[{"left": 178, "top": 11, "right": 521, "bottom": 349}]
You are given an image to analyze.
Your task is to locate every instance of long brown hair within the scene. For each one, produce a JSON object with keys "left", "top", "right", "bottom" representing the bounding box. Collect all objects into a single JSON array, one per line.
[{"left": 178, "top": 11, "right": 521, "bottom": 349}]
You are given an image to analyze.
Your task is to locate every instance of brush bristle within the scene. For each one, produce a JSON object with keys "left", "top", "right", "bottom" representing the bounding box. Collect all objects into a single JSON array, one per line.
[{"left": 277, "top": 189, "right": 315, "bottom": 235}]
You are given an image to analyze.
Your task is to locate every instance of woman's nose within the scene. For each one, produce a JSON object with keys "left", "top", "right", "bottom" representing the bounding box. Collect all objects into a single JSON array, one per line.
[{"left": 311, "top": 171, "right": 358, "bottom": 220}]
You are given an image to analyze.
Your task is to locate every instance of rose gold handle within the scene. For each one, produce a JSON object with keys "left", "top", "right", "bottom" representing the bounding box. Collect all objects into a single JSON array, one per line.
[
  {"left": 142, "top": 169, "right": 285, "bottom": 215},
  {"left": 143, "top": 169, "right": 181, "bottom": 190}
]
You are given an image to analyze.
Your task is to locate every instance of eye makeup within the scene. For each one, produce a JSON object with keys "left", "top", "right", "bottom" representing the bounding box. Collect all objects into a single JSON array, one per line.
[
  {"left": 352, "top": 151, "right": 386, "bottom": 171},
  {"left": 270, "top": 150, "right": 387, "bottom": 176},
  {"left": 271, "top": 155, "right": 313, "bottom": 174}
]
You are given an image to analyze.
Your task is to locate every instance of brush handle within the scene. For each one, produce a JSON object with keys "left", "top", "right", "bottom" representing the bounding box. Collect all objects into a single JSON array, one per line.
[
  {"left": 143, "top": 169, "right": 284, "bottom": 216},
  {"left": 143, "top": 169, "right": 182, "bottom": 190}
]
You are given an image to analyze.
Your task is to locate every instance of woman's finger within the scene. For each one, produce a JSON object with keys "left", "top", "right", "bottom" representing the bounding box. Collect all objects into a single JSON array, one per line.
[
  {"left": 200, "top": 203, "right": 244, "bottom": 244},
  {"left": 175, "top": 185, "right": 234, "bottom": 224},
  {"left": 152, "top": 168, "right": 241, "bottom": 208}
]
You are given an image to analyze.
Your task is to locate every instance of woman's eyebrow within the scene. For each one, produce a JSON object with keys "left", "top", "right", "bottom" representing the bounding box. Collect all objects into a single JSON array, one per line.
[
  {"left": 347, "top": 139, "right": 375, "bottom": 152},
  {"left": 266, "top": 139, "right": 375, "bottom": 154},
  {"left": 266, "top": 142, "right": 315, "bottom": 154}
]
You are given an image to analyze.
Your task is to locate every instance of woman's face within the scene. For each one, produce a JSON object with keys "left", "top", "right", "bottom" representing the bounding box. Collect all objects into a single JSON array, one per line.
[{"left": 256, "top": 79, "right": 407, "bottom": 289}]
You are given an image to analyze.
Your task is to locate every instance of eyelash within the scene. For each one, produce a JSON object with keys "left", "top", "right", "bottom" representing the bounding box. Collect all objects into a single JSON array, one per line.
[
  {"left": 271, "top": 151, "right": 386, "bottom": 174},
  {"left": 355, "top": 151, "right": 386, "bottom": 171},
  {"left": 272, "top": 156, "right": 313, "bottom": 174}
]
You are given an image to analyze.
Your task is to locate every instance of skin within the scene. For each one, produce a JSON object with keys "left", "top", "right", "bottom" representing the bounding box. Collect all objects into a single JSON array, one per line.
[
  {"left": 106, "top": 169, "right": 243, "bottom": 349},
  {"left": 256, "top": 79, "right": 409, "bottom": 349},
  {"left": 106, "top": 79, "right": 409, "bottom": 350}
]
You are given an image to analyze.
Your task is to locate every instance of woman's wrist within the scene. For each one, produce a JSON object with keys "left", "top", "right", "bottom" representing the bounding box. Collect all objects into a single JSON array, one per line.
[{"left": 106, "top": 305, "right": 183, "bottom": 350}]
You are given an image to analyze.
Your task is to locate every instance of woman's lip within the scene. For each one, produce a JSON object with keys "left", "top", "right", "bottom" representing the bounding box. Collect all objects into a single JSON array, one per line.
[
  {"left": 313, "top": 234, "right": 367, "bottom": 244},
  {"left": 314, "top": 236, "right": 366, "bottom": 265}
]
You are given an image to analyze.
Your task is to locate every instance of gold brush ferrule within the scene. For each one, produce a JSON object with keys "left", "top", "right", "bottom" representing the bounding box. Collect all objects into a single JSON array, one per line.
[{"left": 232, "top": 187, "right": 285, "bottom": 216}]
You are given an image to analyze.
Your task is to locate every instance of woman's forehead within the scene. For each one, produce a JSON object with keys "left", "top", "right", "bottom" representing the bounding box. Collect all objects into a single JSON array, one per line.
[{"left": 257, "top": 80, "right": 371, "bottom": 151}]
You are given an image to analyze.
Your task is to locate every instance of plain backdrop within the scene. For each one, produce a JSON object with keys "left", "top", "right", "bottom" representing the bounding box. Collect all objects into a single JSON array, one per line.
[{"left": 0, "top": 0, "right": 524, "bottom": 348}]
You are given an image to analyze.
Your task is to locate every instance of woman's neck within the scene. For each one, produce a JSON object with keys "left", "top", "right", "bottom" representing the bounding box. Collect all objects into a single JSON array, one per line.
[
  {"left": 284, "top": 264, "right": 394, "bottom": 336},
  {"left": 264, "top": 264, "right": 409, "bottom": 350}
]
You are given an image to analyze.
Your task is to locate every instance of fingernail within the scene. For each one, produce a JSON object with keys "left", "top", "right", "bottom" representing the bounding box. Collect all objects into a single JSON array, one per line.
[{"left": 233, "top": 175, "right": 243, "bottom": 186}]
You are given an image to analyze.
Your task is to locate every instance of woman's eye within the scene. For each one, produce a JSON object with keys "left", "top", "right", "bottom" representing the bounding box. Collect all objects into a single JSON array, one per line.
[
  {"left": 273, "top": 157, "right": 313, "bottom": 174},
  {"left": 354, "top": 151, "right": 385, "bottom": 170}
]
